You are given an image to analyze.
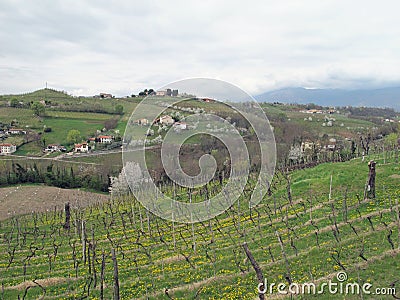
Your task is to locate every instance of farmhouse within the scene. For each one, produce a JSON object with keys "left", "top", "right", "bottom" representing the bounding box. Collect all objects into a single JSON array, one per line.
[
  {"left": 326, "top": 138, "right": 337, "bottom": 151},
  {"left": 0, "top": 143, "right": 17, "bottom": 155},
  {"left": 74, "top": 142, "right": 89, "bottom": 153},
  {"left": 173, "top": 122, "right": 187, "bottom": 130},
  {"left": 7, "top": 128, "right": 26, "bottom": 135},
  {"left": 136, "top": 118, "right": 149, "bottom": 126},
  {"left": 384, "top": 118, "right": 395, "bottom": 123},
  {"left": 98, "top": 135, "right": 114, "bottom": 143},
  {"left": 300, "top": 109, "right": 324, "bottom": 114},
  {"left": 44, "top": 144, "right": 66, "bottom": 152},
  {"left": 99, "top": 93, "right": 113, "bottom": 98},
  {"left": 156, "top": 89, "right": 178, "bottom": 97},
  {"left": 156, "top": 90, "right": 167, "bottom": 96},
  {"left": 301, "top": 141, "right": 314, "bottom": 152},
  {"left": 200, "top": 97, "right": 214, "bottom": 103},
  {"left": 158, "top": 115, "right": 175, "bottom": 125}
]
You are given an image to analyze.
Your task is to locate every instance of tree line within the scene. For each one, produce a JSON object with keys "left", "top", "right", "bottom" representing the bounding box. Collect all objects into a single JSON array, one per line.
[{"left": 0, "top": 162, "right": 110, "bottom": 192}]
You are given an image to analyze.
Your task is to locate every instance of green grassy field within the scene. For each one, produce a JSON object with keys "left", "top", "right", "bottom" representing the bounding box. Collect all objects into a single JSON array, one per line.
[
  {"left": 43, "top": 118, "right": 105, "bottom": 144},
  {"left": 0, "top": 95, "right": 140, "bottom": 154},
  {"left": 1, "top": 88, "right": 75, "bottom": 103},
  {"left": 0, "top": 107, "right": 42, "bottom": 128},
  {"left": 45, "top": 111, "right": 113, "bottom": 121},
  {"left": 13, "top": 117, "right": 111, "bottom": 155},
  {"left": 0, "top": 108, "right": 123, "bottom": 155},
  {"left": 0, "top": 154, "right": 398, "bottom": 299}
]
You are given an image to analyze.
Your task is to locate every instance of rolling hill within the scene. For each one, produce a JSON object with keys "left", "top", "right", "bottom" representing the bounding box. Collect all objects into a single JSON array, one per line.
[{"left": 256, "top": 87, "right": 400, "bottom": 111}]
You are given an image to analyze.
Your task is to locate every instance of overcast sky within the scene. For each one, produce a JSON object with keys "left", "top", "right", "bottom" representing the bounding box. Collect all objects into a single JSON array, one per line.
[{"left": 1, "top": 0, "right": 400, "bottom": 97}]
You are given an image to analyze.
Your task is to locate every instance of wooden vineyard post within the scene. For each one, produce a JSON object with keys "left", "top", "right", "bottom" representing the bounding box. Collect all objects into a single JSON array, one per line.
[
  {"left": 91, "top": 225, "right": 97, "bottom": 287},
  {"left": 396, "top": 199, "right": 400, "bottom": 250},
  {"left": 100, "top": 252, "right": 106, "bottom": 300},
  {"left": 172, "top": 183, "right": 177, "bottom": 251},
  {"left": 367, "top": 160, "right": 376, "bottom": 199},
  {"left": 286, "top": 172, "right": 292, "bottom": 204},
  {"left": 112, "top": 248, "right": 120, "bottom": 300},
  {"left": 81, "top": 220, "right": 86, "bottom": 264},
  {"left": 308, "top": 184, "right": 313, "bottom": 222},
  {"left": 383, "top": 144, "right": 386, "bottom": 164},
  {"left": 63, "top": 202, "right": 71, "bottom": 230}
]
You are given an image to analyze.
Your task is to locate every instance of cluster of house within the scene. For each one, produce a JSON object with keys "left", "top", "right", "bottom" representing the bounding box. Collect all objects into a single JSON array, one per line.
[
  {"left": 289, "top": 138, "right": 340, "bottom": 160},
  {"left": 299, "top": 109, "right": 336, "bottom": 114},
  {"left": 0, "top": 128, "right": 27, "bottom": 136},
  {"left": 44, "top": 144, "right": 67, "bottom": 153},
  {"left": 158, "top": 102, "right": 205, "bottom": 114},
  {"left": 0, "top": 128, "right": 28, "bottom": 155},
  {"left": 74, "top": 135, "right": 114, "bottom": 153},
  {"left": 42, "top": 135, "right": 115, "bottom": 154},
  {"left": 136, "top": 116, "right": 187, "bottom": 130},
  {"left": 196, "top": 97, "right": 215, "bottom": 103},
  {"left": 300, "top": 138, "right": 338, "bottom": 153},
  {"left": 94, "top": 89, "right": 182, "bottom": 98},
  {"left": 384, "top": 118, "right": 399, "bottom": 123}
]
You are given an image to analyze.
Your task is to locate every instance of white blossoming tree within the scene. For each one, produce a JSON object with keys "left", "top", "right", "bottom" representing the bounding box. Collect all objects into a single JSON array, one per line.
[{"left": 109, "top": 161, "right": 143, "bottom": 196}]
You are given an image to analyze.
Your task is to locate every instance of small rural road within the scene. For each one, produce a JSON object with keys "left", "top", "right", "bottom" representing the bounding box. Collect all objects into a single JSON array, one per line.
[{"left": 3, "top": 146, "right": 158, "bottom": 165}]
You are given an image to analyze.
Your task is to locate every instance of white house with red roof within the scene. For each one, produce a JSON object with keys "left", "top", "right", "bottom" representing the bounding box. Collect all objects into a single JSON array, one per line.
[
  {"left": 98, "top": 135, "right": 114, "bottom": 143},
  {"left": 44, "top": 144, "right": 66, "bottom": 152},
  {"left": 74, "top": 142, "right": 89, "bottom": 153},
  {"left": 158, "top": 115, "right": 175, "bottom": 125},
  {"left": 7, "top": 128, "right": 26, "bottom": 135},
  {"left": 0, "top": 143, "right": 17, "bottom": 154}
]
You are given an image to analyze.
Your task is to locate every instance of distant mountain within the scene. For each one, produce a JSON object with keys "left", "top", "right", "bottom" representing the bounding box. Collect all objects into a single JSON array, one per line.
[{"left": 255, "top": 87, "right": 400, "bottom": 111}]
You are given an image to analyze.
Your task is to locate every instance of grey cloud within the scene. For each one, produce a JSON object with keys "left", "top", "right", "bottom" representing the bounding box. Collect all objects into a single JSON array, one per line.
[{"left": 1, "top": 0, "right": 400, "bottom": 96}]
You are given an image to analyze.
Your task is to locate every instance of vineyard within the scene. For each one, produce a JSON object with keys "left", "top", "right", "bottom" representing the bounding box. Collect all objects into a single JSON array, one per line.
[{"left": 0, "top": 154, "right": 399, "bottom": 299}]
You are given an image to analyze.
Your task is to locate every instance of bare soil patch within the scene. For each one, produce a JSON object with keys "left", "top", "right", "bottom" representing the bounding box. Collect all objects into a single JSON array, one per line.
[{"left": 0, "top": 185, "right": 109, "bottom": 221}]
